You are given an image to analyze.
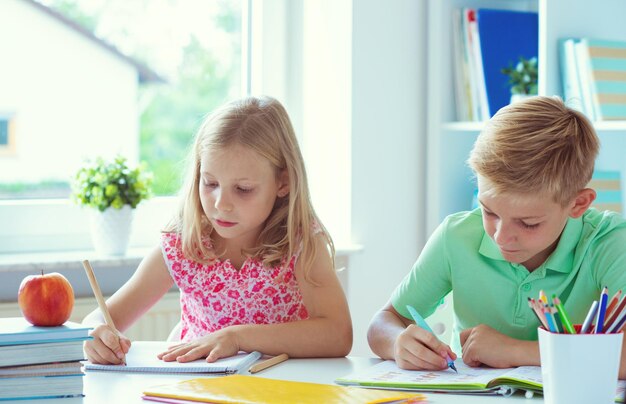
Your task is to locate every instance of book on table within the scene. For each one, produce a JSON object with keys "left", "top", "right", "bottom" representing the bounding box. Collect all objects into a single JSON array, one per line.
[
  {"left": 335, "top": 360, "right": 626, "bottom": 401},
  {"left": 141, "top": 374, "right": 426, "bottom": 404},
  {"left": 84, "top": 341, "right": 262, "bottom": 375},
  {"left": 0, "top": 373, "right": 84, "bottom": 400},
  {"left": 0, "top": 361, "right": 83, "bottom": 378},
  {"left": 0, "top": 317, "right": 92, "bottom": 345},
  {"left": 0, "top": 340, "right": 86, "bottom": 367}
]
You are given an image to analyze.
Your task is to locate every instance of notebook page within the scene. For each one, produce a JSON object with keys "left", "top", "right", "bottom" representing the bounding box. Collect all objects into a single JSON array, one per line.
[{"left": 84, "top": 341, "right": 260, "bottom": 374}]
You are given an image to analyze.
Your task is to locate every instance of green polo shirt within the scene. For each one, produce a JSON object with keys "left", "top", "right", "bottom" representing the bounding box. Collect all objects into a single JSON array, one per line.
[{"left": 391, "top": 208, "right": 626, "bottom": 355}]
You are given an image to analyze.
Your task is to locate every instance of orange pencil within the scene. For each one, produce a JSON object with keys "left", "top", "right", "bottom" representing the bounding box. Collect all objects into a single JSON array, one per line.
[
  {"left": 605, "top": 294, "right": 626, "bottom": 331},
  {"left": 604, "top": 290, "right": 622, "bottom": 321}
]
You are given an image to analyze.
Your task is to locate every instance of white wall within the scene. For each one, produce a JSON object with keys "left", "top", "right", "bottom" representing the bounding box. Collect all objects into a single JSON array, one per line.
[
  {"left": 252, "top": 0, "right": 427, "bottom": 356},
  {"left": 0, "top": 0, "right": 139, "bottom": 182},
  {"left": 349, "top": 0, "right": 426, "bottom": 356}
]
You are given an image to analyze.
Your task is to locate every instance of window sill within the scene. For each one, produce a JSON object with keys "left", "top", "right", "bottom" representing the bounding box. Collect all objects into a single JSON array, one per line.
[{"left": 0, "top": 244, "right": 362, "bottom": 302}]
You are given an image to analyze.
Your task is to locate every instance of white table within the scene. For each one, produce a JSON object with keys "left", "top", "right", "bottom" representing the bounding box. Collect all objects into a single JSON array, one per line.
[{"left": 3, "top": 355, "right": 542, "bottom": 403}]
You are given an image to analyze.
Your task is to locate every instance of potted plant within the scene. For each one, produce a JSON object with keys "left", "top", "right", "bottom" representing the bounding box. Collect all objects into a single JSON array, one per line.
[
  {"left": 501, "top": 56, "right": 538, "bottom": 104},
  {"left": 71, "top": 155, "right": 153, "bottom": 256}
]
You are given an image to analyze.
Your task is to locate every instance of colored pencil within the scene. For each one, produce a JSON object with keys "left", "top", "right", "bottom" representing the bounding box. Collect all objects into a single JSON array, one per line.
[
  {"left": 543, "top": 305, "right": 557, "bottom": 332},
  {"left": 528, "top": 298, "right": 549, "bottom": 329},
  {"left": 553, "top": 296, "right": 576, "bottom": 334},
  {"left": 539, "top": 290, "right": 548, "bottom": 305},
  {"left": 605, "top": 290, "right": 622, "bottom": 321},
  {"left": 604, "top": 294, "right": 626, "bottom": 331},
  {"left": 595, "top": 286, "right": 609, "bottom": 334},
  {"left": 607, "top": 307, "right": 626, "bottom": 334},
  {"left": 580, "top": 300, "right": 599, "bottom": 334},
  {"left": 551, "top": 305, "right": 564, "bottom": 333}
]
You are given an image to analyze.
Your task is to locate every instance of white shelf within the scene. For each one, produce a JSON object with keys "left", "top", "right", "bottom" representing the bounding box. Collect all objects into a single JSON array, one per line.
[{"left": 426, "top": 0, "right": 626, "bottom": 234}]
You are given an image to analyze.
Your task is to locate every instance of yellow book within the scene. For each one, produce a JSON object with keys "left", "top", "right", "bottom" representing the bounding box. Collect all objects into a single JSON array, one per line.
[{"left": 143, "top": 374, "right": 426, "bottom": 404}]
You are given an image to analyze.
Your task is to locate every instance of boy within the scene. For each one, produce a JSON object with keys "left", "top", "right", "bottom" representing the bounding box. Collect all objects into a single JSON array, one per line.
[{"left": 368, "top": 96, "right": 626, "bottom": 377}]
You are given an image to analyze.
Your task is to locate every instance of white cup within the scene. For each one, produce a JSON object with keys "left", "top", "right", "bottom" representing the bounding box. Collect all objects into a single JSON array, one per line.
[{"left": 538, "top": 327, "right": 622, "bottom": 404}]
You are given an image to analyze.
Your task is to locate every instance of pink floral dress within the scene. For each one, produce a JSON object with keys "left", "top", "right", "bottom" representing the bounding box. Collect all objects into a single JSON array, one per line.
[{"left": 161, "top": 232, "right": 309, "bottom": 342}]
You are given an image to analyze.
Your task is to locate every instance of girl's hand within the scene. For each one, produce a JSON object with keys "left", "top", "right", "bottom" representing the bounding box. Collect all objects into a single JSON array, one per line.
[
  {"left": 84, "top": 324, "right": 131, "bottom": 365},
  {"left": 460, "top": 324, "right": 520, "bottom": 368},
  {"left": 394, "top": 324, "right": 457, "bottom": 371},
  {"left": 157, "top": 327, "right": 240, "bottom": 363}
]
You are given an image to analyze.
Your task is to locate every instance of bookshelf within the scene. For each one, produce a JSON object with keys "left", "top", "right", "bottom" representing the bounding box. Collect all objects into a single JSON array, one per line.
[{"left": 426, "top": 0, "right": 626, "bottom": 234}]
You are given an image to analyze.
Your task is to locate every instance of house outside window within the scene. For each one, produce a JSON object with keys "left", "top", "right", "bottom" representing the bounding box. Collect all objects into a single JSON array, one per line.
[{"left": 0, "top": 0, "right": 242, "bottom": 253}]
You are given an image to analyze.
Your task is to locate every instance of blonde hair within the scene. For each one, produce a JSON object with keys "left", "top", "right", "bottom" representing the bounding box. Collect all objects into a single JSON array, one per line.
[
  {"left": 468, "top": 96, "right": 599, "bottom": 206},
  {"left": 166, "top": 96, "right": 334, "bottom": 282}
]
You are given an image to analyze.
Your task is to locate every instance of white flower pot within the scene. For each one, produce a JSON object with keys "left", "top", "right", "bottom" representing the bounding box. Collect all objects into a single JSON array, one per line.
[{"left": 89, "top": 205, "right": 134, "bottom": 256}]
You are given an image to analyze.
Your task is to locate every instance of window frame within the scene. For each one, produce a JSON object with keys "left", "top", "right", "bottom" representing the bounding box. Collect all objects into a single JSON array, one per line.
[{"left": 0, "top": 112, "right": 16, "bottom": 156}]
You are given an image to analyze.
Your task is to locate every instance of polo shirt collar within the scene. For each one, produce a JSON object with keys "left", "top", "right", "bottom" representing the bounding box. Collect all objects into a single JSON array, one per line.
[{"left": 478, "top": 216, "right": 582, "bottom": 273}]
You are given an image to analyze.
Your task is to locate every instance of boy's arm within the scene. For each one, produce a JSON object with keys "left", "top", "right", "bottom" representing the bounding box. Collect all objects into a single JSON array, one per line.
[
  {"left": 367, "top": 302, "right": 413, "bottom": 360},
  {"left": 460, "top": 324, "right": 540, "bottom": 368},
  {"left": 368, "top": 302, "right": 457, "bottom": 371}
]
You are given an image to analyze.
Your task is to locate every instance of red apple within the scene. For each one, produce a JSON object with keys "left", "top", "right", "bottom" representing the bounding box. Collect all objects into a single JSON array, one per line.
[{"left": 18, "top": 271, "right": 75, "bottom": 326}]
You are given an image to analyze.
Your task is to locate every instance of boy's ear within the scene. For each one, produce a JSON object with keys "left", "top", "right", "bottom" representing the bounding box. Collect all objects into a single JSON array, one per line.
[
  {"left": 277, "top": 169, "right": 290, "bottom": 197},
  {"left": 569, "top": 188, "right": 596, "bottom": 218}
]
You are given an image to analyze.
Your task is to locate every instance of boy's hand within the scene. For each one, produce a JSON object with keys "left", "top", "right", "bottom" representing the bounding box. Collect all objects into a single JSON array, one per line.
[
  {"left": 84, "top": 324, "right": 131, "bottom": 365},
  {"left": 394, "top": 324, "right": 457, "bottom": 371},
  {"left": 158, "top": 327, "right": 240, "bottom": 363},
  {"left": 460, "top": 324, "right": 521, "bottom": 368}
]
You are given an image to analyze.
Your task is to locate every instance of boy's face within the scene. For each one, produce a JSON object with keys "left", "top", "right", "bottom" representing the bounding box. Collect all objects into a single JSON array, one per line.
[{"left": 477, "top": 176, "right": 572, "bottom": 271}]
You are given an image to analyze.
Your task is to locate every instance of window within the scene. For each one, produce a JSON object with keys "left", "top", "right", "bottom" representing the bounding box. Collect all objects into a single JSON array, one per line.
[
  {"left": 0, "top": 0, "right": 242, "bottom": 200},
  {"left": 0, "top": 0, "right": 243, "bottom": 253}
]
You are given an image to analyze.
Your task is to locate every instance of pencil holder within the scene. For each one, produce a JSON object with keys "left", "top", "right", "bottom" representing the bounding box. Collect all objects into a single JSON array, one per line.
[{"left": 538, "top": 326, "right": 622, "bottom": 404}]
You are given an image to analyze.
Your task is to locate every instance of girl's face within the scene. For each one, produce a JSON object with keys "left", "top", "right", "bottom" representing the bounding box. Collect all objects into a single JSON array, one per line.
[
  {"left": 199, "top": 143, "right": 288, "bottom": 248},
  {"left": 477, "top": 176, "right": 571, "bottom": 271}
]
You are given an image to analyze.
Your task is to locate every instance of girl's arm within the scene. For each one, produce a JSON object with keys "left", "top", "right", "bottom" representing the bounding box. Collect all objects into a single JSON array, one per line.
[
  {"left": 82, "top": 244, "right": 174, "bottom": 364},
  {"left": 160, "top": 234, "right": 353, "bottom": 362}
]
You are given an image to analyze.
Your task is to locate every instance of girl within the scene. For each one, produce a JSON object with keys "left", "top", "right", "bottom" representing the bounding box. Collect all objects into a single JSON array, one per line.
[{"left": 83, "top": 96, "right": 352, "bottom": 364}]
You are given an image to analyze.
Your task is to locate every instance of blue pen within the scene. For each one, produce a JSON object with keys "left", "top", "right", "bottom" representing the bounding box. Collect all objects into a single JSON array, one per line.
[
  {"left": 595, "top": 286, "right": 609, "bottom": 334},
  {"left": 406, "top": 305, "right": 457, "bottom": 373}
]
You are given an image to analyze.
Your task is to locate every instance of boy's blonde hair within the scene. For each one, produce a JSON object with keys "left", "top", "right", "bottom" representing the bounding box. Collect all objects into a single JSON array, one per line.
[
  {"left": 168, "top": 96, "right": 334, "bottom": 282},
  {"left": 468, "top": 96, "right": 599, "bottom": 206}
]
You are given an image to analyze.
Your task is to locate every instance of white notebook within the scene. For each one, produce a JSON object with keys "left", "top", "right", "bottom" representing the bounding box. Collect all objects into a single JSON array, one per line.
[{"left": 84, "top": 341, "right": 261, "bottom": 375}]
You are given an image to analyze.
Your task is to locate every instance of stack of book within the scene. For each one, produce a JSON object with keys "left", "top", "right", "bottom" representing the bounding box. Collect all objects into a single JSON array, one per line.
[
  {"left": 452, "top": 7, "right": 538, "bottom": 121},
  {"left": 560, "top": 37, "right": 626, "bottom": 121},
  {"left": 0, "top": 317, "right": 91, "bottom": 400}
]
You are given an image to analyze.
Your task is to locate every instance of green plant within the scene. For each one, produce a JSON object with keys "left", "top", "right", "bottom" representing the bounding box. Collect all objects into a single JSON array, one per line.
[
  {"left": 71, "top": 155, "right": 153, "bottom": 211},
  {"left": 501, "top": 56, "right": 538, "bottom": 95}
]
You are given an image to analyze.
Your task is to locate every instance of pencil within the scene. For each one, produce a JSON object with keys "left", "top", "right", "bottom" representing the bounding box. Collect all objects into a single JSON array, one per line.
[
  {"left": 539, "top": 290, "right": 548, "bottom": 305},
  {"left": 604, "top": 290, "right": 622, "bottom": 327},
  {"left": 552, "top": 296, "right": 576, "bottom": 334},
  {"left": 81, "top": 259, "right": 126, "bottom": 365},
  {"left": 527, "top": 298, "right": 549, "bottom": 329},
  {"left": 604, "top": 294, "right": 626, "bottom": 331},
  {"left": 580, "top": 300, "right": 599, "bottom": 334},
  {"left": 248, "top": 353, "right": 289, "bottom": 374},
  {"left": 595, "top": 286, "right": 609, "bottom": 334}
]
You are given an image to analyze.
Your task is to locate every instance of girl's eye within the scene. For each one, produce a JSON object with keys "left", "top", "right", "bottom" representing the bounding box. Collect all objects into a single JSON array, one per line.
[
  {"left": 483, "top": 210, "right": 497, "bottom": 217},
  {"left": 237, "top": 186, "right": 254, "bottom": 193},
  {"left": 522, "top": 222, "right": 540, "bottom": 230},
  {"left": 202, "top": 180, "right": 218, "bottom": 188}
]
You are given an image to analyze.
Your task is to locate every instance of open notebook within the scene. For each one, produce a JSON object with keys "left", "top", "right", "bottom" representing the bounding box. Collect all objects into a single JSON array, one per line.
[
  {"left": 336, "top": 360, "right": 626, "bottom": 401},
  {"left": 84, "top": 341, "right": 261, "bottom": 375}
]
